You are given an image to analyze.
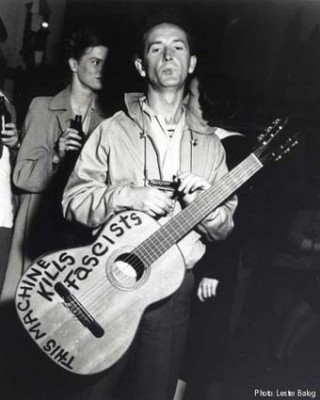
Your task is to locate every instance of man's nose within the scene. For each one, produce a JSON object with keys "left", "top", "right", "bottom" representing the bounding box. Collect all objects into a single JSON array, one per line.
[{"left": 163, "top": 48, "right": 173, "bottom": 61}]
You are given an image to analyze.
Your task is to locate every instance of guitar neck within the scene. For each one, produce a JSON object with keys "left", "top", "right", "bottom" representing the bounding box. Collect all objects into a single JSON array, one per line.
[{"left": 134, "top": 153, "right": 263, "bottom": 264}]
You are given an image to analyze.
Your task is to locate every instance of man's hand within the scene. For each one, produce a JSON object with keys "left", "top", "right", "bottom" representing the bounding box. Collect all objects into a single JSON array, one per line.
[
  {"left": 54, "top": 128, "right": 83, "bottom": 161},
  {"left": 197, "top": 277, "right": 219, "bottom": 302},
  {"left": 127, "top": 186, "right": 174, "bottom": 218},
  {"left": 1, "top": 122, "right": 20, "bottom": 149},
  {"left": 176, "top": 171, "right": 210, "bottom": 205}
]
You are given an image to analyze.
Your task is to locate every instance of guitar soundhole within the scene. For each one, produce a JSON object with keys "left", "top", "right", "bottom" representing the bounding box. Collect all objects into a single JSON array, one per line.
[{"left": 106, "top": 249, "right": 149, "bottom": 290}]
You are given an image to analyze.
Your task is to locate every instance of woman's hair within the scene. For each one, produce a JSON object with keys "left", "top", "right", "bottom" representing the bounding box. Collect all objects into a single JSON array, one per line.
[{"left": 64, "top": 27, "right": 108, "bottom": 61}]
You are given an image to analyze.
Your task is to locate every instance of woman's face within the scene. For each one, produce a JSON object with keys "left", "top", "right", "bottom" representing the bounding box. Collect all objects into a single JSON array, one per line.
[{"left": 70, "top": 45, "right": 108, "bottom": 92}]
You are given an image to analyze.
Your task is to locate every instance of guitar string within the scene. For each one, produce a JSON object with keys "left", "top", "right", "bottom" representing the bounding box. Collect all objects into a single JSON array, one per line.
[
  {"left": 72, "top": 128, "right": 279, "bottom": 305},
  {"left": 84, "top": 188, "right": 240, "bottom": 308},
  {"left": 83, "top": 179, "right": 221, "bottom": 308},
  {"left": 81, "top": 157, "right": 262, "bottom": 309},
  {"left": 57, "top": 128, "right": 288, "bottom": 319},
  {"left": 82, "top": 157, "right": 262, "bottom": 311},
  {"left": 83, "top": 156, "right": 262, "bottom": 310}
]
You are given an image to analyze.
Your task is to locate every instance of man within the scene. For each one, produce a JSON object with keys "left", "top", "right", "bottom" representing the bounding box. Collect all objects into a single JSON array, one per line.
[{"left": 63, "top": 16, "right": 237, "bottom": 400}]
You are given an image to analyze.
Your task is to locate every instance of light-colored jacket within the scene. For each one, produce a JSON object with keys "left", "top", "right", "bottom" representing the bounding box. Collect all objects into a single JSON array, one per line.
[
  {"left": 1, "top": 87, "right": 106, "bottom": 303},
  {"left": 63, "top": 93, "right": 237, "bottom": 270}
]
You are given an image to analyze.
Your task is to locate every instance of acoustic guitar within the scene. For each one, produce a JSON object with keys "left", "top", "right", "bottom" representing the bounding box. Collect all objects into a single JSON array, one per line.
[{"left": 15, "top": 118, "right": 298, "bottom": 375}]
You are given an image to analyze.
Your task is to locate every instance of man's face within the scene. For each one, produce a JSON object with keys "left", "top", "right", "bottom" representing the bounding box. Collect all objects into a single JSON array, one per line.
[
  {"left": 136, "top": 23, "right": 197, "bottom": 90},
  {"left": 71, "top": 45, "right": 108, "bottom": 91}
]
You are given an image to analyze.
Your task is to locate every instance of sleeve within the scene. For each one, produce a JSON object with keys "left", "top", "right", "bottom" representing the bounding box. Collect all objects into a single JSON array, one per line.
[
  {"left": 62, "top": 122, "right": 135, "bottom": 229},
  {"left": 13, "top": 98, "right": 59, "bottom": 193},
  {"left": 197, "top": 136, "right": 238, "bottom": 241}
]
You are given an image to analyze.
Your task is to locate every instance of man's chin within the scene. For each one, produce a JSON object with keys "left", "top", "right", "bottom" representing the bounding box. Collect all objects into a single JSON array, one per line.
[
  {"left": 160, "top": 77, "right": 182, "bottom": 87},
  {"left": 91, "top": 84, "right": 103, "bottom": 91}
]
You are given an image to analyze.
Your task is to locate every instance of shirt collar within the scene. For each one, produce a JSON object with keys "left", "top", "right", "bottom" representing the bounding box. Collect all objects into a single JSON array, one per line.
[{"left": 140, "top": 96, "right": 185, "bottom": 126}]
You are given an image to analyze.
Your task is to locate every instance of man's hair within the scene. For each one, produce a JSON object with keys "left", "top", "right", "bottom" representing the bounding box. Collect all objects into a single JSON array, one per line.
[
  {"left": 135, "top": 11, "right": 196, "bottom": 60},
  {"left": 64, "top": 27, "right": 108, "bottom": 61}
]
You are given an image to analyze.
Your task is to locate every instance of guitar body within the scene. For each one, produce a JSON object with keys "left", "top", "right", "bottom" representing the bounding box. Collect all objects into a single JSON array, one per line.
[{"left": 15, "top": 211, "right": 185, "bottom": 375}]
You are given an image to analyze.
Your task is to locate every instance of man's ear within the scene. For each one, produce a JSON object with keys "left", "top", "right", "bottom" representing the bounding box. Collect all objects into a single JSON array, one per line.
[
  {"left": 68, "top": 58, "right": 78, "bottom": 73},
  {"left": 188, "top": 55, "right": 197, "bottom": 74},
  {"left": 134, "top": 57, "right": 146, "bottom": 78}
]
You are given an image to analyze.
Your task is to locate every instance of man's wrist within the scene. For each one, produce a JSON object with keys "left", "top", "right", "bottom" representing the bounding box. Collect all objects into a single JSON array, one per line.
[{"left": 116, "top": 183, "right": 136, "bottom": 210}]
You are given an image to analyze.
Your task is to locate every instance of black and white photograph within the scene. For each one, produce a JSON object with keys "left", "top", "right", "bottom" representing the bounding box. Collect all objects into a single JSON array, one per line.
[{"left": 0, "top": 0, "right": 320, "bottom": 399}]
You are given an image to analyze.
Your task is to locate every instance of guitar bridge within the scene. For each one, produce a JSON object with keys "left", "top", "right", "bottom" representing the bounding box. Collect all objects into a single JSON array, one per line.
[{"left": 54, "top": 282, "right": 104, "bottom": 338}]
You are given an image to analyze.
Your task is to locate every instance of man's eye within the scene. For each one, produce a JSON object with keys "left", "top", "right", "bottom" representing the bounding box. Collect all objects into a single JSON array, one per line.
[
  {"left": 151, "top": 47, "right": 161, "bottom": 53},
  {"left": 175, "top": 46, "right": 184, "bottom": 51},
  {"left": 92, "top": 60, "right": 100, "bottom": 65}
]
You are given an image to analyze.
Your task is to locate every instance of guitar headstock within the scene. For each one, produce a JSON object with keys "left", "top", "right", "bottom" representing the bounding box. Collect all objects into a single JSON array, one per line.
[{"left": 253, "top": 117, "right": 299, "bottom": 165}]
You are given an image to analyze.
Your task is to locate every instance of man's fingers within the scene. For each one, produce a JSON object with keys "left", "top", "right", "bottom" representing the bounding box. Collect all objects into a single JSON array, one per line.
[
  {"left": 147, "top": 204, "right": 167, "bottom": 217},
  {"left": 149, "top": 189, "right": 174, "bottom": 211},
  {"left": 128, "top": 187, "right": 175, "bottom": 218},
  {"left": 145, "top": 196, "right": 173, "bottom": 216},
  {"left": 182, "top": 177, "right": 200, "bottom": 194},
  {"left": 197, "top": 278, "right": 219, "bottom": 302},
  {"left": 177, "top": 172, "right": 210, "bottom": 194},
  {"left": 197, "top": 286, "right": 205, "bottom": 302},
  {"left": 177, "top": 175, "right": 194, "bottom": 193}
]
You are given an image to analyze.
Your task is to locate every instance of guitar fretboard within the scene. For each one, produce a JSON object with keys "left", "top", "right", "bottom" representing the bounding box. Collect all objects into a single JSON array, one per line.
[{"left": 133, "top": 153, "right": 263, "bottom": 265}]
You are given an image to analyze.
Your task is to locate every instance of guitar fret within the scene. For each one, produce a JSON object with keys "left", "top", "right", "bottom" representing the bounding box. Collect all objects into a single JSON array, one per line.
[
  {"left": 136, "top": 154, "right": 262, "bottom": 262},
  {"left": 134, "top": 241, "right": 158, "bottom": 265}
]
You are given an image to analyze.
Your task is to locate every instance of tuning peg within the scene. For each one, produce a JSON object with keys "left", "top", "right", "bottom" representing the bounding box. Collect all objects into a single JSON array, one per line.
[
  {"left": 258, "top": 116, "right": 288, "bottom": 143},
  {"left": 274, "top": 138, "right": 299, "bottom": 161}
]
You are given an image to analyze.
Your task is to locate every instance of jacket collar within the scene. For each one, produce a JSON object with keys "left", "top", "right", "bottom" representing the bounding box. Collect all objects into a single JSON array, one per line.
[
  {"left": 49, "top": 86, "right": 72, "bottom": 111},
  {"left": 49, "top": 86, "right": 106, "bottom": 134},
  {"left": 124, "top": 92, "right": 216, "bottom": 135},
  {"left": 49, "top": 86, "right": 105, "bottom": 115}
]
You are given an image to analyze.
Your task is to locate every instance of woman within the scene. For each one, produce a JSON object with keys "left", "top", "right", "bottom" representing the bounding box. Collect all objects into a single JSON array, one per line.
[{"left": 1, "top": 27, "right": 109, "bottom": 303}]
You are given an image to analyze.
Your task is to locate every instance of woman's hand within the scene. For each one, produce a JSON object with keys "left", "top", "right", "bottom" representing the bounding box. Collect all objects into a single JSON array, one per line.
[{"left": 54, "top": 128, "right": 83, "bottom": 162}]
